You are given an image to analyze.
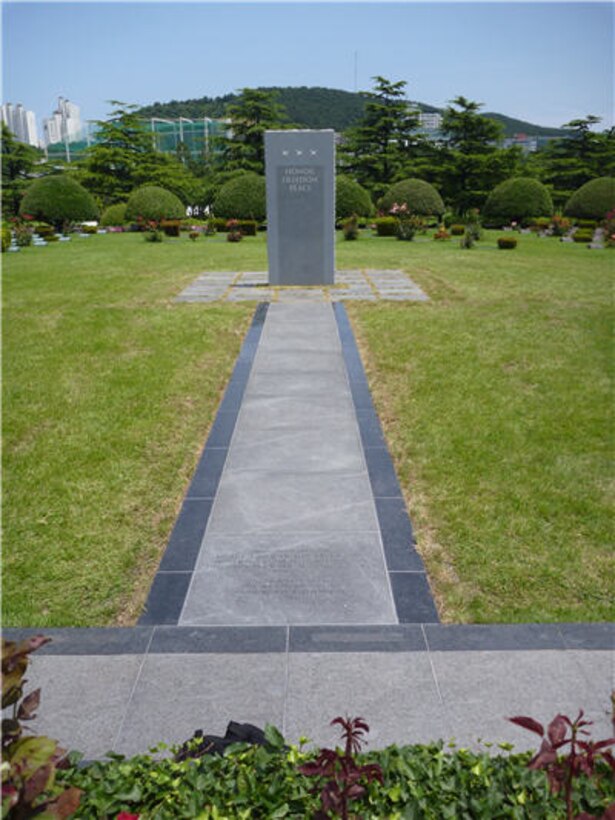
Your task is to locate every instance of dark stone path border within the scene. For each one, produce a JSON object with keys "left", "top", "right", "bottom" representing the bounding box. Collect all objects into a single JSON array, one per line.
[
  {"left": 4, "top": 623, "right": 612, "bottom": 655},
  {"left": 137, "top": 303, "right": 269, "bottom": 625}
]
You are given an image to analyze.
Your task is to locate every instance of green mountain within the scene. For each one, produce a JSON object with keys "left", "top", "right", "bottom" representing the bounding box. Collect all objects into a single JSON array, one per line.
[{"left": 136, "top": 86, "right": 568, "bottom": 138}]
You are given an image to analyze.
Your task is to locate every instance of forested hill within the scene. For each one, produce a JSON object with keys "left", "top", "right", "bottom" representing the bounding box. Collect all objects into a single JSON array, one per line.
[{"left": 136, "top": 86, "right": 568, "bottom": 137}]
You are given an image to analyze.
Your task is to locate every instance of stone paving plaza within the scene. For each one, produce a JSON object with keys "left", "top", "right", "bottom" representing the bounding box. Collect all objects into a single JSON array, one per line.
[{"left": 176, "top": 269, "right": 429, "bottom": 302}]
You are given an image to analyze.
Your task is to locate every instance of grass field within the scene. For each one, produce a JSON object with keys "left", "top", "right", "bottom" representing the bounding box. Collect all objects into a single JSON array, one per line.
[{"left": 3, "top": 229, "right": 613, "bottom": 624}]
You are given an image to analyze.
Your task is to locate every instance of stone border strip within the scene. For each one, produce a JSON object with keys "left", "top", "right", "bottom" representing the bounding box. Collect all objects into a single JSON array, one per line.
[
  {"left": 3, "top": 623, "right": 612, "bottom": 655},
  {"left": 137, "top": 303, "right": 269, "bottom": 625},
  {"left": 333, "top": 303, "right": 439, "bottom": 623}
]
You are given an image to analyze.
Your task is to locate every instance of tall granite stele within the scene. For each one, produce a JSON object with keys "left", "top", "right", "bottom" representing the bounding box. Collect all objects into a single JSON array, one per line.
[{"left": 265, "top": 129, "right": 335, "bottom": 286}]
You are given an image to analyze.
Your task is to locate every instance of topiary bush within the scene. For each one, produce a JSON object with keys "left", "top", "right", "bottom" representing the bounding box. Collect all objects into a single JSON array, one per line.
[
  {"left": 213, "top": 173, "right": 267, "bottom": 222},
  {"left": 336, "top": 175, "right": 373, "bottom": 219},
  {"left": 379, "top": 178, "right": 445, "bottom": 217},
  {"left": 100, "top": 202, "right": 128, "bottom": 227},
  {"left": 125, "top": 186, "right": 185, "bottom": 224},
  {"left": 482, "top": 177, "right": 553, "bottom": 226},
  {"left": 19, "top": 175, "right": 99, "bottom": 231},
  {"left": 564, "top": 177, "right": 615, "bottom": 221},
  {"left": 573, "top": 229, "right": 594, "bottom": 244},
  {"left": 497, "top": 236, "right": 518, "bottom": 249}
]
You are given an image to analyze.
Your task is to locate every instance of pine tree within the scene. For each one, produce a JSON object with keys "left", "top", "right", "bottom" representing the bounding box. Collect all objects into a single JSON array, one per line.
[
  {"left": 219, "top": 88, "right": 289, "bottom": 174},
  {"left": 338, "top": 76, "right": 421, "bottom": 201}
]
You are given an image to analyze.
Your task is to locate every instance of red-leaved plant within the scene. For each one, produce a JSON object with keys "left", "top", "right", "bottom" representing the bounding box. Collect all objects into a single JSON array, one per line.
[
  {"left": 508, "top": 709, "right": 615, "bottom": 820},
  {"left": 298, "top": 716, "right": 383, "bottom": 820}
]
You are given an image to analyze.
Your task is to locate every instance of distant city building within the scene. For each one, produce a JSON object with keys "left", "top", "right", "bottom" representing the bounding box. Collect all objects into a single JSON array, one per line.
[
  {"left": 1, "top": 102, "right": 39, "bottom": 146},
  {"left": 43, "top": 97, "right": 82, "bottom": 145},
  {"left": 419, "top": 111, "right": 443, "bottom": 131}
]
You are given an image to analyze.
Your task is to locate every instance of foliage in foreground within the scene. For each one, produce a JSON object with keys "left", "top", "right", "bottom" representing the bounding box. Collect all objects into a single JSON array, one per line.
[{"left": 58, "top": 733, "right": 615, "bottom": 819}]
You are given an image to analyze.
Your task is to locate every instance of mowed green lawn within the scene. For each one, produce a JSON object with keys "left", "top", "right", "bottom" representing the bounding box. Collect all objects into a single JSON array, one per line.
[{"left": 3, "top": 230, "right": 613, "bottom": 625}]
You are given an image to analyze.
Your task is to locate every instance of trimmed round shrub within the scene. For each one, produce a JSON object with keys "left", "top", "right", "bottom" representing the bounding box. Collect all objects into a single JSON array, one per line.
[
  {"left": 100, "top": 203, "right": 128, "bottom": 227},
  {"left": 336, "top": 175, "right": 373, "bottom": 219},
  {"left": 20, "top": 175, "right": 99, "bottom": 230},
  {"left": 564, "top": 178, "right": 615, "bottom": 220},
  {"left": 213, "top": 173, "right": 266, "bottom": 222},
  {"left": 483, "top": 177, "right": 553, "bottom": 225},
  {"left": 125, "top": 186, "right": 185, "bottom": 223},
  {"left": 379, "top": 178, "right": 445, "bottom": 217},
  {"left": 450, "top": 224, "right": 465, "bottom": 236},
  {"left": 497, "top": 236, "right": 518, "bottom": 249}
]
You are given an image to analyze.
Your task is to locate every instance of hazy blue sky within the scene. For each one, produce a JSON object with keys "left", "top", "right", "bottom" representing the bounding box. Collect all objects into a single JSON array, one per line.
[{"left": 2, "top": 1, "right": 613, "bottom": 133}]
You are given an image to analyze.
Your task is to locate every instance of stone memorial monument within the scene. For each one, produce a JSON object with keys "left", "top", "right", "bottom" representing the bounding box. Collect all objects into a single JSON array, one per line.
[{"left": 264, "top": 129, "right": 335, "bottom": 285}]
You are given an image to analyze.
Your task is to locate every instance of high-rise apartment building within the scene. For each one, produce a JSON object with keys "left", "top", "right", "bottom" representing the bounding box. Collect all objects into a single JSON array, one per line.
[
  {"left": 42, "top": 97, "right": 82, "bottom": 145},
  {"left": 1, "top": 102, "right": 39, "bottom": 146}
]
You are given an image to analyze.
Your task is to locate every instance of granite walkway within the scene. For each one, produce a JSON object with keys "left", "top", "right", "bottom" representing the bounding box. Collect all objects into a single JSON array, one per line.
[{"left": 5, "top": 301, "right": 613, "bottom": 761}]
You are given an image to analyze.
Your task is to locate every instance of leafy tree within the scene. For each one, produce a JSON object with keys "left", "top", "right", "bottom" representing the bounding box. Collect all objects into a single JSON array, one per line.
[
  {"left": 1, "top": 123, "right": 45, "bottom": 217},
  {"left": 537, "top": 117, "right": 615, "bottom": 206},
  {"left": 78, "top": 102, "right": 202, "bottom": 206},
  {"left": 219, "top": 88, "right": 289, "bottom": 174},
  {"left": 338, "top": 76, "right": 421, "bottom": 200},
  {"left": 437, "top": 96, "right": 519, "bottom": 213}
]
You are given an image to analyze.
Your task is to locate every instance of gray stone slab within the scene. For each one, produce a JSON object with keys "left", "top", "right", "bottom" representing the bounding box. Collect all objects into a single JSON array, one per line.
[
  {"left": 284, "top": 653, "right": 449, "bottom": 748},
  {"left": 253, "top": 349, "right": 346, "bottom": 375},
  {"left": 259, "top": 324, "right": 340, "bottom": 351},
  {"left": 265, "top": 130, "right": 335, "bottom": 285},
  {"left": 237, "top": 394, "right": 355, "bottom": 432},
  {"left": 247, "top": 370, "right": 352, "bottom": 399},
  {"left": 207, "top": 471, "right": 378, "bottom": 534},
  {"left": 181, "top": 532, "right": 396, "bottom": 626},
  {"left": 114, "top": 654, "right": 287, "bottom": 756},
  {"left": 266, "top": 302, "right": 333, "bottom": 322},
  {"left": 429, "top": 650, "right": 612, "bottom": 725},
  {"left": 24, "top": 655, "right": 143, "bottom": 759},
  {"left": 225, "top": 423, "right": 364, "bottom": 473}
]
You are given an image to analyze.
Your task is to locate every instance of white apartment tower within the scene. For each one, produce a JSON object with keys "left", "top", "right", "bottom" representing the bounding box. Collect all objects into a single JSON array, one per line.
[
  {"left": 42, "top": 97, "right": 82, "bottom": 145},
  {"left": 1, "top": 102, "right": 39, "bottom": 146}
]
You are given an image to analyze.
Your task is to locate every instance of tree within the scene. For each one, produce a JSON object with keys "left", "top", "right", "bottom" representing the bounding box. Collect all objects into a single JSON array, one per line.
[
  {"left": 437, "top": 96, "right": 519, "bottom": 213},
  {"left": 338, "top": 76, "right": 421, "bottom": 200},
  {"left": 537, "top": 116, "right": 615, "bottom": 206},
  {"left": 219, "top": 88, "right": 289, "bottom": 174},
  {"left": 78, "top": 102, "right": 202, "bottom": 206},
  {"left": 1, "top": 123, "right": 45, "bottom": 217}
]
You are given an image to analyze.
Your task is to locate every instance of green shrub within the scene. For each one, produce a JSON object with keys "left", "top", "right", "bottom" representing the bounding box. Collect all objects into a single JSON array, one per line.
[
  {"left": 2, "top": 226, "right": 11, "bottom": 252},
  {"left": 188, "top": 231, "right": 199, "bottom": 241},
  {"left": 497, "top": 236, "right": 518, "bottom": 249},
  {"left": 336, "top": 175, "right": 373, "bottom": 219},
  {"left": 564, "top": 177, "right": 615, "bottom": 220},
  {"left": 450, "top": 224, "right": 466, "bottom": 236},
  {"left": 19, "top": 175, "right": 99, "bottom": 230},
  {"left": 79, "top": 225, "right": 98, "bottom": 235},
  {"left": 575, "top": 218, "right": 598, "bottom": 229},
  {"left": 213, "top": 173, "right": 266, "bottom": 221},
  {"left": 373, "top": 216, "right": 398, "bottom": 236},
  {"left": 236, "top": 219, "right": 257, "bottom": 237},
  {"left": 573, "top": 230, "right": 594, "bottom": 243},
  {"left": 100, "top": 203, "right": 128, "bottom": 227},
  {"left": 34, "top": 224, "right": 55, "bottom": 238},
  {"left": 125, "top": 185, "right": 185, "bottom": 223},
  {"left": 483, "top": 177, "right": 553, "bottom": 225},
  {"left": 342, "top": 215, "right": 360, "bottom": 240},
  {"left": 530, "top": 217, "right": 551, "bottom": 231},
  {"left": 379, "top": 178, "right": 445, "bottom": 217},
  {"left": 160, "top": 219, "right": 181, "bottom": 237}
]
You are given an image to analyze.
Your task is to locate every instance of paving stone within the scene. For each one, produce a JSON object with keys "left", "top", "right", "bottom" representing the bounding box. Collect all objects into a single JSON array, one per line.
[
  {"left": 284, "top": 653, "right": 449, "bottom": 748},
  {"left": 114, "top": 654, "right": 287, "bottom": 756},
  {"left": 24, "top": 655, "right": 143, "bottom": 759},
  {"left": 181, "top": 532, "right": 396, "bottom": 626},
  {"left": 207, "top": 471, "right": 378, "bottom": 534}
]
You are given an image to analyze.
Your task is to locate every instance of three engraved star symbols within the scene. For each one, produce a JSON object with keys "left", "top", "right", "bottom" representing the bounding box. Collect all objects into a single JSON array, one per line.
[{"left": 281, "top": 148, "right": 318, "bottom": 157}]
